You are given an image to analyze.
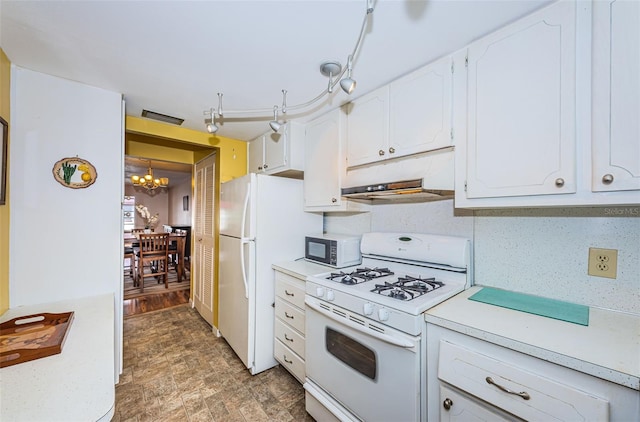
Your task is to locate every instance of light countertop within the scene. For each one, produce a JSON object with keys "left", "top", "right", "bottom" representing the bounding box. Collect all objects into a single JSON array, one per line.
[
  {"left": 272, "top": 259, "right": 335, "bottom": 279},
  {"left": 0, "top": 294, "right": 115, "bottom": 421},
  {"left": 425, "top": 286, "right": 640, "bottom": 390}
]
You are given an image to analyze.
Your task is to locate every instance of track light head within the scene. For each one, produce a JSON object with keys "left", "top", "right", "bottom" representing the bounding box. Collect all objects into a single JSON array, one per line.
[
  {"left": 340, "top": 55, "right": 356, "bottom": 94},
  {"left": 340, "top": 77, "right": 356, "bottom": 94},
  {"left": 204, "top": 108, "right": 218, "bottom": 133},
  {"left": 269, "top": 120, "right": 282, "bottom": 132},
  {"left": 206, "top": 122, "right": 218, "bottom": 134},
  {"left": 269, "top": 106, "right": 281, "bottom": 132}
]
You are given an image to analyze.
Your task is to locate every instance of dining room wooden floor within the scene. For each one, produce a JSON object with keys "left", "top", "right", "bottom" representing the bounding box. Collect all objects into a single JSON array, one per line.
[{"left": 113, "top": 304, "right": 313, "bottom": 422}]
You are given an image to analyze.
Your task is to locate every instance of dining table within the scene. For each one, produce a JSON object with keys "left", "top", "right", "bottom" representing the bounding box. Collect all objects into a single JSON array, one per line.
[{"left": 124, "top": 231, "right": 188, "bottom": 282}]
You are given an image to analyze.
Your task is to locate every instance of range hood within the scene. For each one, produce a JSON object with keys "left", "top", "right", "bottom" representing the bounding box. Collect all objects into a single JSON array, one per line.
[
  {"left": 341, "top": 147, "right": 455, "bottom": 203},
  {"left": 341, "top": 179, "right": 454, "bottom": 201}
]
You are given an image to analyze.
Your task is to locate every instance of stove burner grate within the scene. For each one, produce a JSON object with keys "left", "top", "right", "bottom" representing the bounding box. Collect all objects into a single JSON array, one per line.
[
  {"left": 326, "top": 267, "right": 394, "bottom": 285},
  {"left": 371, "top": 276, "right": 445, "bottom": 301}
]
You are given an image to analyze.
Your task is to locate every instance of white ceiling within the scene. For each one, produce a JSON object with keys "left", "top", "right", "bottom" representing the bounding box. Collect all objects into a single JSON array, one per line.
[{"left": 1, "top": 0, "right": 552, "bottom": 142}]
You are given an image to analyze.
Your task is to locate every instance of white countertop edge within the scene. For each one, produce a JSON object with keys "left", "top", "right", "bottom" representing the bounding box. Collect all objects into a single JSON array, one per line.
[
  {"left": 0, "top": 293, "right": 116, "bottom": 421},
  {"left": 272, "top": 259, "right": 335, "bottom": 279}
]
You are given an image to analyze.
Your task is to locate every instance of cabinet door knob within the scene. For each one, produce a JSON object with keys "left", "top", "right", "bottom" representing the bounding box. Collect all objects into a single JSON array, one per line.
[
  {"left": 388, "top": 147, "right": 395, "bottom": 154},
  {"left": 378, "top": 149, "right": 385, "bottom": 156},
  {"left": 602, "top": 174, "right": 614, "bottom": 185},
  {"left": 284, "top": 333, "right": 294, "bottom": 342},
  {"left": 443, "top": 398, "right": 453, "bottom": 410},
  {"left": 258, "top": 166, "right": 263, "bottom": 170},
  {"left": 555, "top": 178, "right": 565, "bottom": 187},
  {"left": 331, "top": 197, "right": 337, "bottom": 203},
  {"left": 285, "top": 290, "right": 295, "bottom": 296},
  {"left": 284, "top": 312, "right": 294, "bottom": 319},
  {"left": 264, "top": 164, "right": 269, "bottom": 169}
]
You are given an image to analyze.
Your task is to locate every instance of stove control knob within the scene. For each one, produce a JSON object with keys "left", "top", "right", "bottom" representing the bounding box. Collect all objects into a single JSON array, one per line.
[
  {"left": 363, "top": 303, "right": 374, "bottom": 315},
  {"left": 378, "top": 308, "right": 390, "bottom": 321},
  {"left": 326, "top": 290, "right": 335, "bottom": 301},
  {"left": 315, "top": 287, "right": 325, "bottom": 297}
]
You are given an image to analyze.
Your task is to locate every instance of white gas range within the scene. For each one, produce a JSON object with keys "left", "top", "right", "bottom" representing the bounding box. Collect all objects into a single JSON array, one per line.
[{"left": 303, "top": 232, "right": 471, "bottom": 422}]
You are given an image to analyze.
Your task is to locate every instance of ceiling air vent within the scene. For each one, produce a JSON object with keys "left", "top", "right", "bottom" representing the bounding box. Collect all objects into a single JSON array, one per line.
[{"left": 141, "top": 109, "right": 184, "bottom": 126}]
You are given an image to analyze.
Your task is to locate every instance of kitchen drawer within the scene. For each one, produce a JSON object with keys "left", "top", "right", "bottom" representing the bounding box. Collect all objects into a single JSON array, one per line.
[
  {"left": 275, "top": 318, "right": 305, "bottom": 358},
  {"left": 275, "top": 297, "right": 305, "bottom": 333},
  {"left": 438, "top": 340, "right": 609, "bottom": 421},
  {"left": 275, "top": 338, "right": 305, "bottom": 383},
  {"left": 439, "top": 384, "right": 517, "bottom": 422},
  {"left": 275, "top": 272, "right": 305, "bottom": 309}
]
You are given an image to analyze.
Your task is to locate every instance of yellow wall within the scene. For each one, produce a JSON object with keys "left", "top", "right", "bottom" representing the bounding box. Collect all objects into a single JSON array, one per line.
[
  {"left": 125, "top": 116, "right": 247, "bottom": 327},
  {"left": 0, "top": 50, "right": 11, "bottom": 314},
  {"left": 125, "top": 116, "right": 247, "bottom": 182}
]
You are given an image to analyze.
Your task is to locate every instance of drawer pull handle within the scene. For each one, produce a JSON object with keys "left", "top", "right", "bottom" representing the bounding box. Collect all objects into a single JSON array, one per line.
[
  {"left": 283, "top": 356, "right": 293, "bottom": 364},
  {"left": 285, "top": 290, "right": 295, "bottom": 296},
  {"left": 486, "top": 377, "right": 530, "bottom": 400},
  {"left": 284, "top": 334, "right": 294, "bottom": 342},
  {"left": 443, "top": 398, "right": 453, "bottom": 410},
  {"left": 285, "top": 312, "right": 294, "bottom": 319}
]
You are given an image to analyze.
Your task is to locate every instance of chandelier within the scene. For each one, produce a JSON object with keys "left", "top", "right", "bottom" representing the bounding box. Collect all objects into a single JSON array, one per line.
[{"left": 130, "top": 161, "right": 169, "bottom": 192}]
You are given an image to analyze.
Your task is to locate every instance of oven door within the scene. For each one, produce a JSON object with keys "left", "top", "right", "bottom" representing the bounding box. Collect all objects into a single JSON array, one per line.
[{"left": 305, "top": 296, "right": 421, "bottom": 422}]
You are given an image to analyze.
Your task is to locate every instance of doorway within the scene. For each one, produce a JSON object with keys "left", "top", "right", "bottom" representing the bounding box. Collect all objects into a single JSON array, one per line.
[{"left": 123, "top": 156, "right": 193, "bottom": 307}]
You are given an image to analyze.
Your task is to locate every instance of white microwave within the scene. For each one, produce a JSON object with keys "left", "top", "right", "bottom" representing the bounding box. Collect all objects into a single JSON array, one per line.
[{"left": 305, "top": 233, "right": 362, "bottom": 268}]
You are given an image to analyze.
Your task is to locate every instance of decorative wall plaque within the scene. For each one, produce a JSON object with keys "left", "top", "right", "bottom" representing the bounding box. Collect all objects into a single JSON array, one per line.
[{"left": 52, "top": 157, "right": 98, "bottom": 189}]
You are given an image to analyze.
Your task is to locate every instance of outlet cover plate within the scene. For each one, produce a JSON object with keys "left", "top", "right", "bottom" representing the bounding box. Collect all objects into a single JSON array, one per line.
[{"left": 588, "top": 247, "right": 618, "bottom": 279}]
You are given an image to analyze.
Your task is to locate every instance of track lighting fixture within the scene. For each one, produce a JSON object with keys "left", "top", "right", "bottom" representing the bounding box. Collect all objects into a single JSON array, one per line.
[
  {"left": 217, "top": 92, "right": 224, "bottom": 116},
  {"left": 320, "top": 61, "right": 342, "bottom": 94},
  {"left": 269, "top": 106, "right": 281, "bottom": 132},
  {"left": 205, "top": 108, "right": 218, "bottom": 133},
  {"left": 281, "top": 90, "right": 288, "bottom": 114},
  {"left": 340, "top": 55, "right": 356, "bottom": 95},
  {"left": 202, "top": 0, "right": 374, "bottom": 134}
]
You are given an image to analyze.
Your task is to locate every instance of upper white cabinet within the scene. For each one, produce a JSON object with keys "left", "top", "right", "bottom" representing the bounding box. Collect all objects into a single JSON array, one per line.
[
  {"left": 454, "top": 0, "right": 639, "bottom": 208},
  {"left": 303, "top": 108, "right": 369, "bottom": 212},
  {"left": 460, "top": 0, "right": 576, "bottom": 200},
  {"left": 346, "top": 56, "right": 453, "bottom": 168},
  {"left": 247, "top": 121, "right": 305, "bottom": 177},
  {"left": 592, "top": 0, "right": 640, "bottom": 193}
]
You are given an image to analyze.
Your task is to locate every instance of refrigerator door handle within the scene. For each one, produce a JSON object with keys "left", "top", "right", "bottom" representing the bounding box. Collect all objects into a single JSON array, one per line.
[
  {"left": 240, "top": 182, "right": 252, "bottom": 240},
  {"left": 240, "top": 238, "right": 250, "bottom": 299},
  {"left": 239, "top": 181, "right": 251, "bottom": 299}
]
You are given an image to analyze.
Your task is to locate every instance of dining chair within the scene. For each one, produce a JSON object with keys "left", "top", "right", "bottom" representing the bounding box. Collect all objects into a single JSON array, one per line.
[
  {"left": 124, "top": 246, "right": 137, "bottom": 285},
  {"left": 136, "top": 233, "right": 170, "bottom": 292}
]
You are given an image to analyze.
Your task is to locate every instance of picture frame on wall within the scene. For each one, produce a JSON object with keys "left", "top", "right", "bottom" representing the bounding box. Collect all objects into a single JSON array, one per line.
[{"left": 0, "top": 116, "right": 7, "bottom": 205}]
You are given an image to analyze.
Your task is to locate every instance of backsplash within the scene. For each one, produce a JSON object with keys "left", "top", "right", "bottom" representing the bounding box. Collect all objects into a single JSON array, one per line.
[{"left": 324, "top": 201, "right": 640, "bottom": 314}]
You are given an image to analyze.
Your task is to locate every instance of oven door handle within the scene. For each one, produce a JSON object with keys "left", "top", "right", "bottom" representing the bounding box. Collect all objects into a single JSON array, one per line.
[{"left": 305, "top": 298, "right": 415, "bottom": 349}]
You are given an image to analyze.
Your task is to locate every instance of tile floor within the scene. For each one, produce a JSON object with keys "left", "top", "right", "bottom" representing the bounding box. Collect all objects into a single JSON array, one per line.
[{"left": 112, "top": 304, "right": 314, "bottom": 421}]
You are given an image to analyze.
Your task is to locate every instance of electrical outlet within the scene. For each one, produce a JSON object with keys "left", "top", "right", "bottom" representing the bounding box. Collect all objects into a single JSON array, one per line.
[{"left": 588, "top": 247, "right": 618, "bottom": 279}]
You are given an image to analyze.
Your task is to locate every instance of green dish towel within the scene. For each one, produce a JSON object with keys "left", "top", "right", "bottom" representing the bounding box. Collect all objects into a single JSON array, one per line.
[{"left": 468, "top": 287, "right": 589, "bottom": 326}]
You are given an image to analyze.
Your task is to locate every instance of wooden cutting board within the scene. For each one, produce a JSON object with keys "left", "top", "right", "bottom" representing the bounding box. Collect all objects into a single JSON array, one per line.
[{"left": 0, "top": 311, "right": 74, "bottom": 368}]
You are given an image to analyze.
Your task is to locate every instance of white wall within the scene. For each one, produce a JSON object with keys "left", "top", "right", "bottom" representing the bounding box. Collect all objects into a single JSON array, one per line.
[
  {"left": 325, "top": 200, "right": 640, "bottom": 314},
  {"left": 9, "top": 67, "right": 123, "bottom": 307},
  {"left": 168, "top": 177, "right": 192, "bottom": 226},
  {"left": 124, "top": 185, "right": 169, "bottom": 229}
]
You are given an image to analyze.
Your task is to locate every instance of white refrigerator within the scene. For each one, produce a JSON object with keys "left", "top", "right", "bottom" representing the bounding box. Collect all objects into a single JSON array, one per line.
[{"left": 218, "top": 173, "right": 322, "bottom": 375}]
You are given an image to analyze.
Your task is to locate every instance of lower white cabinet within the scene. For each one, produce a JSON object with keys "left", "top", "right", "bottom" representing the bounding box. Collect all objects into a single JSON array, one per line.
[
  {"left": 427, "top": 323, "right": 639, "bottom": 422},
  {"left": 274, "top": 269, "right": 307, "bottom": 382}
]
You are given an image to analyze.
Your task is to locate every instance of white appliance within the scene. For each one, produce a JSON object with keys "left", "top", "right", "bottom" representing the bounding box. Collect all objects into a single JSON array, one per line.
[
  {"left": 218, "top": 173, "right": 322, "bottom": 375},
  {"left": 304, "top": 232, "right": 471, "bottom": 422},
  {"left": 304, "top": 233, "right": 362, "bottom": 268}
]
